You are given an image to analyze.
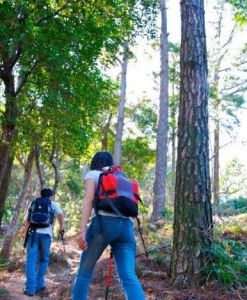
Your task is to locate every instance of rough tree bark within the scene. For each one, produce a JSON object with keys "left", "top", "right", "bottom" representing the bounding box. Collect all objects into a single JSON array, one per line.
[
  {"left": 0, "top": 147, "right": 35, "bottom": 259},
  {"left": 171, "top": 0, "right": 213, "bottom": 287},
  {"left": 113, "top": 44, "right": 128, "bottom": 165},
  {"left": 151, "top": 0, "right": 169, "bottom": 221}
]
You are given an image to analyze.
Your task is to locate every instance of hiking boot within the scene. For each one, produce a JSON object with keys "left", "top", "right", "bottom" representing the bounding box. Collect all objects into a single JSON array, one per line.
[{"left": 23, "top": 290, "right": 34, "bottom": 297}]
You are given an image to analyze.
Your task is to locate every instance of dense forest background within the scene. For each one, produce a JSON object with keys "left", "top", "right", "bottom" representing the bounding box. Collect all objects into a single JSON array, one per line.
[{"left": 0, "top": 0, "right": 247, "bottom": 299}]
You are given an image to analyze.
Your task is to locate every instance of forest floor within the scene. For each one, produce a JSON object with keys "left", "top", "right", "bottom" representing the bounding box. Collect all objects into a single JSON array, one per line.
[{"left": 1, "top": 217, "right": 247, "bottom": 300}]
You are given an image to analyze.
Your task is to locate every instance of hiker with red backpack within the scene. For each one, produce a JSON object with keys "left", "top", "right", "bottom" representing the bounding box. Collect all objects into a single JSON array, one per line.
[
  {"left": 72, "top": 151, "right": 146, "bottom": 300},
  {"left": 23, "top": 188, "right": 64, "bottom": 297}
]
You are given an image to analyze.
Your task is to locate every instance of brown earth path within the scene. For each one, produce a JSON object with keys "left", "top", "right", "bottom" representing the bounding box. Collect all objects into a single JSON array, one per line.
[{"left": 0, "top": 237, "right": 246, "bottom": 300}]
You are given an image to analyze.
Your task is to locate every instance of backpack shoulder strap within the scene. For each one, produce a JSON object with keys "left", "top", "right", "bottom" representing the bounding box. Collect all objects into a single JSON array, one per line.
[{"left": 28, "top": 200, "right": 36, "bottom": 212}]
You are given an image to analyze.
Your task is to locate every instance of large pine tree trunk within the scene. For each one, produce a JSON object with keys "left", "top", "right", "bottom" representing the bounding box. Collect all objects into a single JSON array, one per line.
[
  {"left": 113, "top": 44, "right": 128, "bottom": 165},
  {"left": 151, "top": 0, "right": 169, "bottom": 221},
  {"left": 171, "top": 0, "right": 213, "bottom": 287},
  {"left": 0, "top": 148, "right": 35, "bottom": 259}
]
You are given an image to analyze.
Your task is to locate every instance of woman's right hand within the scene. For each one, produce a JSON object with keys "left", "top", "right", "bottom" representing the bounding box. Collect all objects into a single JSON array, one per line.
[{"left": 77, "top": 230, "right": 88, "bottom": 250}]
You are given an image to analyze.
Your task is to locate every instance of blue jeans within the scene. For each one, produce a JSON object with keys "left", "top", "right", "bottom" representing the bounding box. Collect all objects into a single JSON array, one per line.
[
  {"left": 25, "top": 232, "right": 51, "bottom": 293},
  {"left": 72, "top": 216, "right": 145, "bottom": 300}
]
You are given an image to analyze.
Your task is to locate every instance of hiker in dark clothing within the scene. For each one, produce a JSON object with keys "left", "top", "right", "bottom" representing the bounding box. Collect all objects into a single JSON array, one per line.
[
  {"left": 23, "top": 188, "right": 64, "bottom": 297},
  {"left": 72, "top": 151, "right": 145, "bottom": 300}
]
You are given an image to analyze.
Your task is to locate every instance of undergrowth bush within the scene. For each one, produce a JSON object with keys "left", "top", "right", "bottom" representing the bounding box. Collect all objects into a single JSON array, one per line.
[
  {"left": 162, "top": 206, "right": 174, "bottom": 220},
  {"left": 0, "top": 257, "right": 8, "bottom": 269},
  {"left": 218, "top": 197, "right": 247, "bottom": 216},
  {"left": 205, "top": 238, "right": 247, "bottom": 289}
]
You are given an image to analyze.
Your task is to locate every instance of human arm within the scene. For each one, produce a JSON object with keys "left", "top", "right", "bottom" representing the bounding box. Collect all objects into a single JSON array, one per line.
[
  {"left": 21, "top": 219, "right": 30, "bottom": 237},
  {"left": 57, "top": 213, "right": 64, "bottom": 236},
  {"left": 77, "top": 179, "right": 95, "bottom": 250}
]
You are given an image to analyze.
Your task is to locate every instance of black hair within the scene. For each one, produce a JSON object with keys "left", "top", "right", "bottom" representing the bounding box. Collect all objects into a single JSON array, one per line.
[
  {"left": 90, "top": 151, "right": 114, "bottom": 170},
  {"left": 41, "top": 188, "right": 53, "bottom": 198}
]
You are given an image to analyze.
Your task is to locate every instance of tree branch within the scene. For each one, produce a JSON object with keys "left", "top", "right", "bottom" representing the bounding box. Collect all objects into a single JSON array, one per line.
[
  {"left": 227, "top": 86, "right": 247, "bottom": 96},
  {"left": 223, "top": 80, "right": 247, "bottom": 91},
  {"left": 209, "top": 140, "right": 234, "bottom": 161},
  {"left": 36, "top": 0, "right": 81, "bottom": 26},
  {"left": 17, "top": 97, "right": 38, "bottom": 116},
  {"left": 15, "top": 60, "right": 38, "bottom": 96},
  {"left": 221, "top": 23, "right": 237, "bottom": 49},
  {"left": 8, "top": 41, "right": 22, "bottom": 70}
]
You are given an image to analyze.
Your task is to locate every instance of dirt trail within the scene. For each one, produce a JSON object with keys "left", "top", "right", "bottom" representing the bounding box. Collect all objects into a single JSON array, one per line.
[{"left": 1, "top": 237, "right": 247, "bottom": 300}]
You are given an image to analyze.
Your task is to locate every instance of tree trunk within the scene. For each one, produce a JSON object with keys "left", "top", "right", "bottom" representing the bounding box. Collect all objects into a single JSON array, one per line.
[
  {"left": 171, "top": 0, "right": 213, "bottom": 287},
  {"left": 50, "top": 147, "right": 60, "bottom": 197},
  {"left": 113, "top": 44, "right": 128, "bottom": 165},
  {"left": 0, "top": 155, "right": 14, "bottom": 226},
  {"left": 35, "top": 146, "right": 45, "bottom": 189},
  {"left": 102, "top": 113, "right": 112, "bottom": 150},
  {"left": 210, "top": 2, "right": 235, "bottom": 210},
  {"left": 0, "top": 147, "right": 35, "bottom": 259},
  {"left": 212, "top": 121, "right": 220, "bottom": 209},
  {"left": 0, "top": 80, "right": 17, "bottom": 224},
  {"left": 151, "top": 0, "right": 169, "bottom": 221},
  {"left": 170, "top": 126, "right": 176, "bottom": 203}
]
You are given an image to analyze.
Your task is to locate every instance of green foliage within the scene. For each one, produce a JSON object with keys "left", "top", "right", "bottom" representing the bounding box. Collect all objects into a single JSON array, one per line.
[
  {"left": 65, "top": 165, "right": 83, "bottom": 196},
  {"left": 57, "top": 162, "right": 85, "bottom": 229},
  {"left": 0, "top": 256, "right": 8, "bottom": 268},
  {"left": 138, "top": 203, "right": 149, "bottom": 215},
  {"left": 219, "top": 159, "right": 247, "bottom": 201},
  {"left": 217, "top": 197, "right": 247, "bottom": 216},
  {"left": 162, "top": 206, "right": 173, "bottom": 220},
  {"left": 205, "top": 239, "right": 247, "bottom": 289},
  {"left": 128, "top": 98, "right": 157, "bottom": 138},
  {"left": 227, "top": 0, "right": 247, "bottom": 25},
  {"left": 121, "top": 137, "right": 155, "bottom": 180},
  {"left": 0, "top": 0, "right": 159, "bottom": 158},
  {"left": 0, "top": 289, "right": 8, "bottom": 297}
]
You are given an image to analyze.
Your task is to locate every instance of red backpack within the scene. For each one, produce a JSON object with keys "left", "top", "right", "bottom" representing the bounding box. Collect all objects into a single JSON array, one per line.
[{"left": 94, "top": 166, "right": 142, "bottom": 217}]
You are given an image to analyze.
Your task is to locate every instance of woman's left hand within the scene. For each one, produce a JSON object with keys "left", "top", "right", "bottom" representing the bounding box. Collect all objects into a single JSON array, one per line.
[{"left": 77, "top": 230, "right": 87, "bottom": 250}]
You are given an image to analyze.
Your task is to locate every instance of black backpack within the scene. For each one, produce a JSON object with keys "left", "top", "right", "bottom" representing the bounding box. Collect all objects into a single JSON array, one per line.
[{"left": 27, "top": 197, "right": 55, "bottom": 228}]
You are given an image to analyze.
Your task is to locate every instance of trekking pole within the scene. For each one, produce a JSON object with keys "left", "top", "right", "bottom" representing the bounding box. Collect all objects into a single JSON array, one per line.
[
  {"left": 105, "top": 248, "right": 114, "bottom": 300},
  {"left": 136, "top": 243, "right": 171, "bottom": 258},
  {"left": 136, "top": 217, "right": 149, "bottom": 259},
  {"left": 60, "top": 231, "right": 72, "bottom": 284}
]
